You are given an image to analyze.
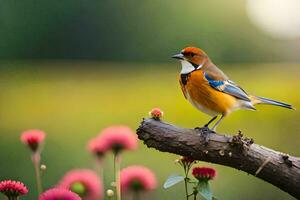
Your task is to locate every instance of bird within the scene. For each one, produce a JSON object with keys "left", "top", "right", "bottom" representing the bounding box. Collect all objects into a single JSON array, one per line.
[{"left": 172, "top": 46, "right": 293, "bottom": 131}]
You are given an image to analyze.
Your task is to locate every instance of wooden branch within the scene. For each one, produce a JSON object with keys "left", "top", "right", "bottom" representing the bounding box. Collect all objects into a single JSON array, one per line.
[{"left": 137, "top": 118, "right": 300, "bottom": 199}]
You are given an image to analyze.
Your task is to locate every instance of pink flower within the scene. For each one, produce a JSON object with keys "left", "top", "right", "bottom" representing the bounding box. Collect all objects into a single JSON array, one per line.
[
  {"left": 0, "top": 180, "right": 28, "bottom": 198},
  {"left": 192, "top": 167, "right": 216, "bottom": 181},
  {"left": 21, "top": 130, "right": 45, "bottom": 152},
  {"left": 120, "top": 166, "right": 157, "bottom": 192},
  {"left": 149, "top": 108, "right": 163, "bottom": 120},
  {"left": 39, "top": 188, "right": 81, "bottom": 200},
  {"left": 97, "top": 126, "right": 138, "bottom": 153},
  {"left": 58, "top": 169, "right": 103, "bottom": 200},
  {"left": 88, "top": 137, "right": 106, "bottom": 158}
]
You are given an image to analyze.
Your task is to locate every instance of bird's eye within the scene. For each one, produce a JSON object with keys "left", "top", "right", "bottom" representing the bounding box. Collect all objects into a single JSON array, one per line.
[{"left": 190, "top": 52, "right": 195, "bottom": 57}]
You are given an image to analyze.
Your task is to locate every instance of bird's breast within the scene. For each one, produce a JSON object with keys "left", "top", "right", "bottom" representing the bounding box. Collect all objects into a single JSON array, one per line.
[{"left": 179, "top": 70, "right": 237, "bottom": 116}]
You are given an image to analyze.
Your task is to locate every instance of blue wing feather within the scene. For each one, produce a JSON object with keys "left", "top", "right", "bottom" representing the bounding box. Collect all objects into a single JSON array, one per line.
[
  {"left": 204, "top": 73, "right": 224, "bottom": 87},
  {"left": 204, "top": 72, "right": 251, "bottom": 101}
]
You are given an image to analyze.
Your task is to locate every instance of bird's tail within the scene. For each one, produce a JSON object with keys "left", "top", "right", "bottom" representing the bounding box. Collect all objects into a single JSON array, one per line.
[{"left": 250, "top": 95, "right": 294, "bottom": 110}]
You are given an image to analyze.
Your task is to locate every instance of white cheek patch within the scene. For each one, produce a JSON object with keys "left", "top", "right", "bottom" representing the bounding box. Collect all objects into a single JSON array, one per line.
[{"left": 180, "top": 60, "right": 195, "bottom": 74}]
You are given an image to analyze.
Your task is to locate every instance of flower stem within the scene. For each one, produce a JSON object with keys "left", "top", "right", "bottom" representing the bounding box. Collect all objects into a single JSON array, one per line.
[
  {"left": 183, "top": 164, "right": 189, "bottom": 200},
  {"left": 184, "top": 177, "right": 189, "bottom": 200},
  {"left": 192, "top": 186, "right": 198, "bottom": 200},
  {"left": 31, "top": 152, "right": 42, "bottom": 195},
  {"left": 114, "top": 153, "right": 121, "bottom": 200},
  {"left": 95, "top": 159, "right": 104, "bottom": 185},
  {"left": 132, "top": 191, "right": 140, "bottom": 200},
  {"left": 193, "top": 193, "right": 197, "bottom": 200},
  {"left": 7, "top": 196, "right": 19, "bottom": 200}
]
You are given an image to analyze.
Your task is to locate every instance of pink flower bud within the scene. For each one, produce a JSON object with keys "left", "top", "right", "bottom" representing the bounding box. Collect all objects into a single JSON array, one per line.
[
  {"left": 21, "top": 130, "right": 45, "bottom": 152},
  {"left": 149, "top": 108, "right": 163, "bottom": 120}
]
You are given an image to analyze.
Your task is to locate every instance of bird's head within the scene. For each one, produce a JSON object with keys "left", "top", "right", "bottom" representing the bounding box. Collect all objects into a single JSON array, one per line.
[{"left": 172, "top": 47, "right": 208, "bottom": 74}]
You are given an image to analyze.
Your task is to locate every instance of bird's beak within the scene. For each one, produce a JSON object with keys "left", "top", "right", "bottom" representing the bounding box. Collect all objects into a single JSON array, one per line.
[{"left": 172, "top": 53, "right": 184, "bottom": 60}]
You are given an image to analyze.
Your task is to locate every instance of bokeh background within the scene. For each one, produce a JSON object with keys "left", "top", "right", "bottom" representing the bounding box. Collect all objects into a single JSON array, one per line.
[{"left": 0, "top": 0, "right": 300, "bottom": 199}]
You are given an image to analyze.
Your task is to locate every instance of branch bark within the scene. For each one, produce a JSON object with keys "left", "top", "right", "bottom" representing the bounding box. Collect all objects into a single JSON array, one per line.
[{"left": 137, "top": 118, "right": 300, "bottom": 199}]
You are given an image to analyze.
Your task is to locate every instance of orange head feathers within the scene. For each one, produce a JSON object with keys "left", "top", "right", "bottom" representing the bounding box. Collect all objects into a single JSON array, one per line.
[
  {"left": 172, "top": 46, "right": 211, "bottom": 74},
  {"left": 172, "top": 47, "right": 208, "bottom": 66}
]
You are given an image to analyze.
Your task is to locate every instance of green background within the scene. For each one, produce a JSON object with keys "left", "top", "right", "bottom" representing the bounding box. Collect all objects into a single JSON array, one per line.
[
  {"left": 0, "top": 0, "right": 300, "bottom": 200},
  {"left": 0, "top": 63, "right": 299, "bottom": 200},
  {"left": 0, "top": 0, "right": 299, "bottom": 63}
]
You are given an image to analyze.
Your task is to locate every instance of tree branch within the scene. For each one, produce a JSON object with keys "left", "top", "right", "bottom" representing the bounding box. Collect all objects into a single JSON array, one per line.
[{"left": 136, "top": 118, "right": 300, "bottom": 199}]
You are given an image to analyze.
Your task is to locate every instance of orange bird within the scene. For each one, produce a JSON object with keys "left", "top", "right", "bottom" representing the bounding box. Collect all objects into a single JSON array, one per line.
[{"left": 172, "top": 47, "right": 293, "bottom": 131}]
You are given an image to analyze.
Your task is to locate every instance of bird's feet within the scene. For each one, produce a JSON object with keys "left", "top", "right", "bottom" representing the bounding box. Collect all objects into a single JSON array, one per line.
[
  {"left": 194, "top": 126, "right": 207, "bottom": 131},
  {"left": 194, "top": 125, "right": 216, "bottom": 133}
]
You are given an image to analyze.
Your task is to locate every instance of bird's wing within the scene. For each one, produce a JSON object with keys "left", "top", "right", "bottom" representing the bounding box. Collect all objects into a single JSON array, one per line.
[{"left": 204, "top": 71, "right": 251, "bottom": 102}]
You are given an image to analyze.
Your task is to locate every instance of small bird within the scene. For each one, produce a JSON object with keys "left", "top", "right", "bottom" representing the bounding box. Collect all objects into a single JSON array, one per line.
[{"left": 172, "top": 47, "right": 293, "bottom": 131}]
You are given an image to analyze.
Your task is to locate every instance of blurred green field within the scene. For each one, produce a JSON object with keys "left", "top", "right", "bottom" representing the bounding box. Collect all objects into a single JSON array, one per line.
[{"left": 0, "top": 62, "right": 299, "bottom": 200}]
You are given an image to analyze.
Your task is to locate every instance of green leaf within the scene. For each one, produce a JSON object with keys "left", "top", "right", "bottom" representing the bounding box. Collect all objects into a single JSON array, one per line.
[
  {"left": 212, "top": 197, "right": 218, "bottom": 200},
  {"left": 197, "top": 181, "right": 212, "bottom": 200},
  {"left": 163, "top": 174, "right": 185, "bottom": 189}
]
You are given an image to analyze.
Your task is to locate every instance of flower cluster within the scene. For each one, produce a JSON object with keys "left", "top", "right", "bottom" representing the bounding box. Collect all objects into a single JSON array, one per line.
[
  {"left": 86, "top": 126, "right": 142, "bottom": 200},
  {"left": 39, "top": 188, "right": 81, "bottom": 200},
  {"left": 192, "top": 167, "right": 216, "bottom": 181},
  {"left": 5, "top": 120, "right": 163, "bottom": 200},
  {"left": 58, "top": 169, "right": 103, "bottom": 200},
  {"left": 0, "top": 180, "right": 28, "bottom": 199},
  {"left": 166, "top": 155, "right": 217, "bottom": 200},
  {"left": 120, "top": 166, "right": 157, "bottom": 192}
]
